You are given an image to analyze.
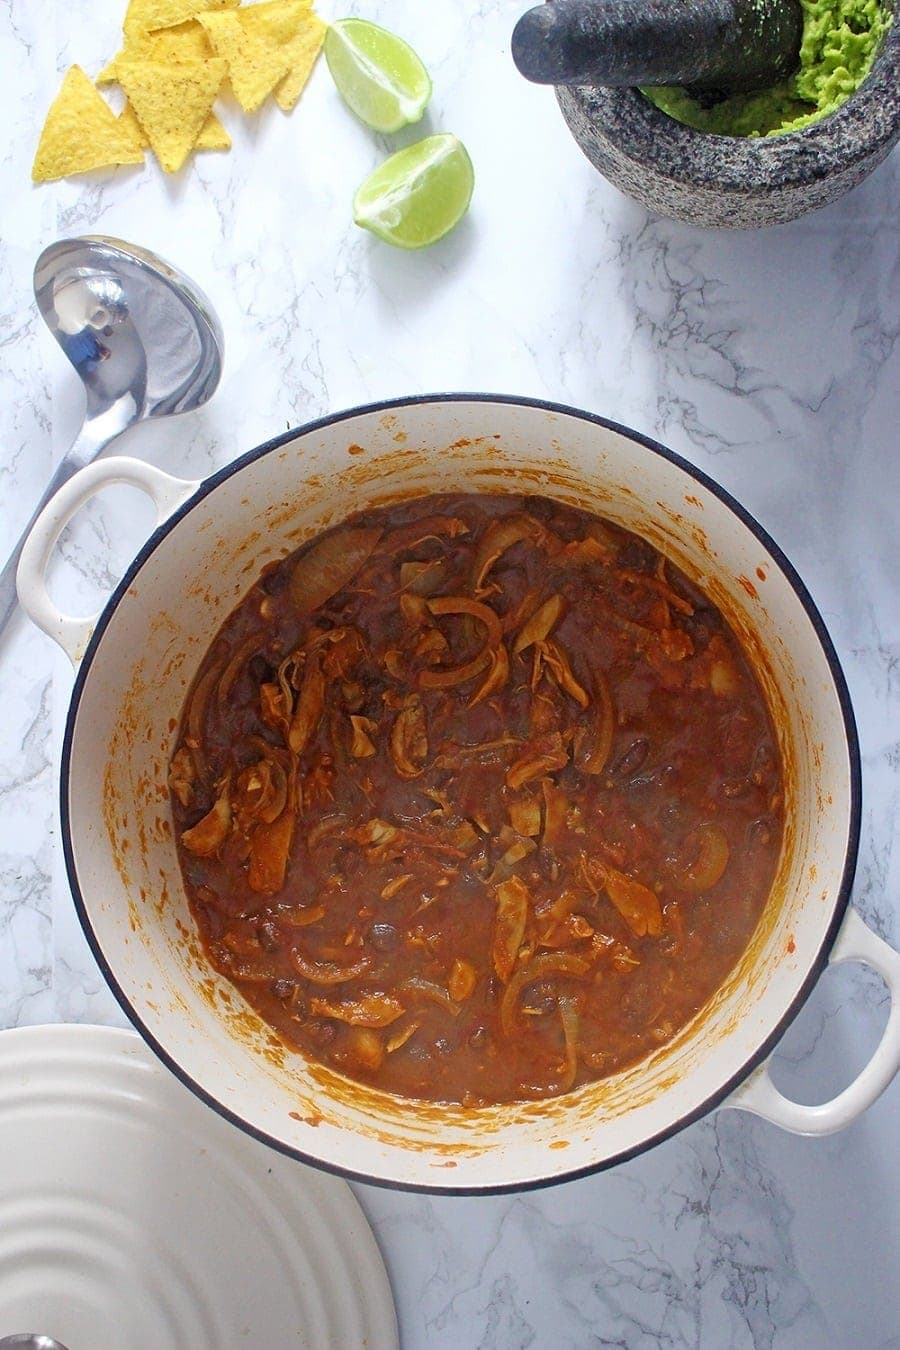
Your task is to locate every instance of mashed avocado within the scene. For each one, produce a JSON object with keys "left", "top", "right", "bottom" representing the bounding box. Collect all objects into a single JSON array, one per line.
[{"left": 644, "top": 0, "right": 889, "bottom": 136}]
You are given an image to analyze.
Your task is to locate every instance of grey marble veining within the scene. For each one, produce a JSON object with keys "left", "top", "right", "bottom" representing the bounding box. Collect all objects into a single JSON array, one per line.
[{"left": 1, "top": 0, "right": 898, "bottom": 1345}]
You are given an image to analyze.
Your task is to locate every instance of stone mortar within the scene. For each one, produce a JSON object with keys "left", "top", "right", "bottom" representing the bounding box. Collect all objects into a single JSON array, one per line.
[{"left": 556, "top": 3, "right": 899, "bottom": 226}]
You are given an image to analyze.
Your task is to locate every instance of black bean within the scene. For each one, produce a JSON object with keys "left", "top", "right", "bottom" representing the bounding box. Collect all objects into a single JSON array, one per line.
[
  {"left": 746, "top": 816, "right": 774, "bottom": 849},
  {"left": 309, "top": 1020, "right": 337, "bottom": 1046},
  {"left": 258, "top": 920, "right": 281, "bottom": 952},
  {"left": 611, "top": 737, "right": 650, "bottom": 778},
  {"left": 369, "top": 922, "right": 400, "bottom": 952}
]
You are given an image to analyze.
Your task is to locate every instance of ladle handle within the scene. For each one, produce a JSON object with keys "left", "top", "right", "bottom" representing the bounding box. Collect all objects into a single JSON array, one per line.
[
  {"left": 0, "top": 455, "right": 92, "bottom": 640},
  {"left": 723, "top": 906, "right": 900, "bottom": 1134},
  {"left": 16, "top": 456, "right": 199, "bottom": 666},
  {"left": 0, "top": 417, "right": 126, "bottom": 642}
]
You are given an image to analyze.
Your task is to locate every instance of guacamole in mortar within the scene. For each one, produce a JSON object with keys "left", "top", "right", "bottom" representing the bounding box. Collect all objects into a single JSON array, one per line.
[{"left": 644, "top": 0, "right": 889, "bottom": 136}]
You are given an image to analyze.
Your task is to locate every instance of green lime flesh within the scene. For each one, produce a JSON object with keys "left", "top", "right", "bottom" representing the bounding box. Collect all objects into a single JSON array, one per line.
[
  {"left": 353, "top": 133, "right": 475, "bottom": 250},
  {"left": 325, "top": 18, "right": 432, "bottom": 133}
]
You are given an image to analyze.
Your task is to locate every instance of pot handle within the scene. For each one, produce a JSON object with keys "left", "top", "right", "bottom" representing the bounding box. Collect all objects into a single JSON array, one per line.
[
  {"left": 16, "top": 455, "right": 200, "bottom": 668},
  {"left": 725, "top": 906, "right": 900, "bottom": 1134}
]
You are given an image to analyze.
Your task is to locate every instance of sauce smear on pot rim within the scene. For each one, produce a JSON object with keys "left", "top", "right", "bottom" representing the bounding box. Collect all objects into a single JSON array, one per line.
[{"left": 168, "top": 493, "right": 784, "bottom": 1106}]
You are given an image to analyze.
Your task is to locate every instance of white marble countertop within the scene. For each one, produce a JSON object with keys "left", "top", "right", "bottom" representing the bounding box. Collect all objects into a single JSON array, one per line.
[{"left": 2, "top": 1, "right": 899, "bottom": 1345}]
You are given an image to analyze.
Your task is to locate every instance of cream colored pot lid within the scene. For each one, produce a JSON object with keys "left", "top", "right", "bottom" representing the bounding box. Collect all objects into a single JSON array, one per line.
[{"left": 0, "top": 1024, "right": 397, "bottom": 1350}]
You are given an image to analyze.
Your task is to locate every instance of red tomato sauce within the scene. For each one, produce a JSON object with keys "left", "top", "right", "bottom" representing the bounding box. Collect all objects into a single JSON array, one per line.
[{"left": 169, "top": 493, "right": 784, "bottom": 1104}]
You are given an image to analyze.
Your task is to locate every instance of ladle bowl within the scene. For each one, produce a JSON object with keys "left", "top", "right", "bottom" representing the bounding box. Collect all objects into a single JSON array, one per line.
[{"left": 0, "top": 236, "right": 223, "bottom": 637}]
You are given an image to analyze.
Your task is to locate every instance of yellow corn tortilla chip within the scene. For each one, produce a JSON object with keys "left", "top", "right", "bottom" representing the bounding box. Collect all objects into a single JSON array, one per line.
[
  {"left": 237, "top": 0, "right": 314, "bottom": 46},
  {"left": 233, "top": 0, "right": 323, "bottom": 111},
  {"left": 119, "top": 99, "right": 228, "bottom": 151},
  {"left": 116, "top": 57, "right": 227, "bottom": 172},
  {"left": 32, "top": 65, "right": 145, "bottom": 182},
  {"left": 198, "top": 10, "right": 290, "bottom": 113},
  {"left": 272, "top": 13, "right": 326, "bottom": 112},
  {"left": 195, "top": 110, "right": 231, "bottom": 150},
  {"left": 97, "top": 20, "right": 213, "bottom": 84},
  {"left": 117, "top": 100, "right": 149, "bottom": 146},
  {"left": 123, "top": 0, "right": 238, "bottom": 39}
]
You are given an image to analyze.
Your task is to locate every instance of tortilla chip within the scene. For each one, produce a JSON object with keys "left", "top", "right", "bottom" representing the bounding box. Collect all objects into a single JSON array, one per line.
[
  {"left": 32, "top": 65, "right": 145, "bottom": 181},
  {"left": 123, "top": 0, "right": 238, "bottom": 39},
  {"left": 234, "top": 0, "right": 324, "bottom": 112},
  {"left": 237, "top": 0, "right": 314, "bottom": 46},
  {"left": 97, "top": 20, "right": 213, "bottom": 83},
  {"left": 272, "top": 13, "right": 326, "bottom": 112},
  {"left": 195, "top": 110, "right": 231, "bottom": 150},
  {"left": 198, "top": 10, "right": 290, "bottom": 113},
  {"left": 118, "top": 98, "right": 228, "bottom": 151},
  {"left": 117, "top": 100, "right": 149, "bottom": 147},
  {"left": 116, "top": 57, "right": 227, "bottom": 171}
]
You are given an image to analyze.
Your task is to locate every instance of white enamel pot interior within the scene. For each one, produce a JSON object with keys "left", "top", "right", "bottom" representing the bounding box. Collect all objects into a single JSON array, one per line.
[{"left": 18, "top": 395, "right": 900, "bottom": 1193}]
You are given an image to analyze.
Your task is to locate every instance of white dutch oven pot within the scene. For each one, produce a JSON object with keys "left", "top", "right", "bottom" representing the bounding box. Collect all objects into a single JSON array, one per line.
[{"left": 18, "top": 396, "right": 900, "bottom": 1192}]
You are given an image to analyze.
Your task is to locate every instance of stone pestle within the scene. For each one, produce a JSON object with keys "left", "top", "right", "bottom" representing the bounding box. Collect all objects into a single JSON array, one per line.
[{"left": 511, "top": 0, "right": 803, "bottom": 93}]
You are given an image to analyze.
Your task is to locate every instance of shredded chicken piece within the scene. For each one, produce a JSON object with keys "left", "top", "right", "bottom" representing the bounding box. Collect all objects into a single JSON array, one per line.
[
  {"left": 288, "top": 650, "right": 325, "bottom": 755},
  {"left": 619, "top": 566, "right": 694, "bottom": 616},
  {"left": 415, "top": 627, "right": 451, "bottom": 664},
  {"left": 389, "top": 695, "right": 429, "bottom": 778},
  {"left": 168, "top": 746, "right": 196, "bottom": 809},
  {"left": 259, "top": 681, "right": 291, "bottom": 738},
  {"left": 310, "top": 992, "right": 405, "bottom": 1027},
  {"left": 386, "top": 1021, "right": 420, "bottom": 1053},
  {"left": 537, "top": 639, "right": 590, "bottom": 707},
  {"left": 379, "top": 514, "right": 469, "bottom": 554},
  {"left": 349, "top": 819, "right": 466, "bottom": 864},
  {"left": 320, "top": 627, "right": 367, "bottom": 680},
  {"left": 233, "top": 757, "right": 289, "bottom": 832},
  {"left": 470, "top": 513, "right": 545, "bottom": 593},
  {"left": 508, "top": 796, "right": 541, "bottom": 838},
  {"left": 349, "top": 714, "right": 378, "bottom": 758},
  {"left": 659, "top": 627, "right": 694, "bottom": 662},
  {"left": 489, "top": 837, "right": 537, "bottom": 885},
  {"left": 448, "top": 958, "right": 477, "bottom": 1002},
  {"left": 541, "top": 776, "right": 568, "bottom": 849},
  {"left": 181, "top": 778, "right": 231, "bottom": 857},
  {"left": 381, "top": 874, "right": 414, "bottom": 899},
  {"left": 492, "top": 875, "right": 531, "bottom": 983},
  {"left": 248, "top": 809, "right": 295, "bottom": 895},
  {"left": 602, "top": 865, "right": 664, "bottom": 938},
  {"left": 399, "top": 593, "right": 429, "bottom": 627},
  {"left": 506, "top": 733, "right": 570, "bottom": 790},
  {"left": 559, "top": 535, "right": 613, "bottom": 566},
  {"left": 513, "top": 594, "right": 565, "bottom": 655}
]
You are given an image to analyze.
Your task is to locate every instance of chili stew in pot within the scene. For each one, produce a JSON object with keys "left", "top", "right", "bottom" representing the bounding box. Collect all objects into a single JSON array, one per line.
[{"left": 169, "top": 493, "right": 784, "bottom": 1105}]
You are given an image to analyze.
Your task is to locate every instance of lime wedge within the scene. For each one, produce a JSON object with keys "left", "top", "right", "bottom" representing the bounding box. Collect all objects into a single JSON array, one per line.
[
  {"left": 324, "top": 18, "right": 432, "bottom": 133},
  {"left": 353, "top": 133, "right": 474, "bottom": 250}
]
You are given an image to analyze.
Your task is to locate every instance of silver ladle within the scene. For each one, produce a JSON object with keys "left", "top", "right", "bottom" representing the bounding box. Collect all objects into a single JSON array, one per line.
[
  {"left": 0, "top": 1337, "right": 71, "bottom": 1349},
  {"left": 0, "top": 235, "right": 224, "bottom": 636}
]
